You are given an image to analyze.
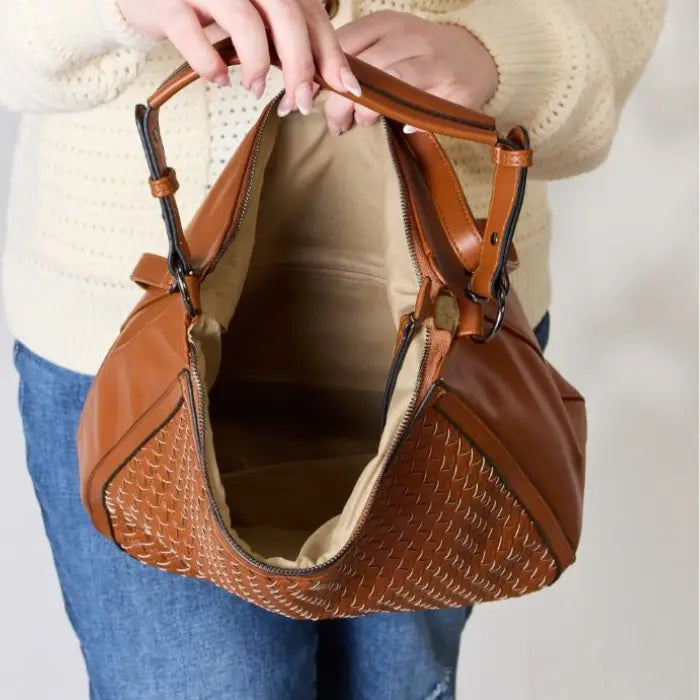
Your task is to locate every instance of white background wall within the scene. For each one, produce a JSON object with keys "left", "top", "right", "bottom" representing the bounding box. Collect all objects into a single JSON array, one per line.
[{"left": 0, "top": 2, "right": 697, "bottom": 699}]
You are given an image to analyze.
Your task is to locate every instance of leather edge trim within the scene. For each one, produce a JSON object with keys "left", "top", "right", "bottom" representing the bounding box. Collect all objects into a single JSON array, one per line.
[
  {"left": 101, "top": 395, "right": 185, "bottom": 548},
  {"left": 430, "top": 382, "right": 577, "bottom": 571},
  {"left": 357, "top": 76, "right": 496, "bottom": 133},
  {"left": 83, "top": 375, "right": 187, "bottom": 540}
]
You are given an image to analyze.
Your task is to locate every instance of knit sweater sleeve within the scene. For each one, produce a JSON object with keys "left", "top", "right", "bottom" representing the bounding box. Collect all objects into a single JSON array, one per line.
[
  {"left": 0, "top": 0, "right": 156, "bottom": 112},
  {"left": 413, "top": 0, "right": 667, "bottom": 179}
]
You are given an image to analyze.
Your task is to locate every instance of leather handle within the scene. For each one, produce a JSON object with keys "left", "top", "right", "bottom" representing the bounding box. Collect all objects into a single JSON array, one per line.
[
  {"left": 148, "top": 37, "right": 498, "bottom": 145},
  {"left": 137, "top": 38, "right": 530, "bottom": 308}
]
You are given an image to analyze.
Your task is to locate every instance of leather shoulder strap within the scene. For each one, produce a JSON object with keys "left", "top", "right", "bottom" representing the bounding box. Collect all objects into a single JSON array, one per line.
[
  {"left": 137, "top": 37, "right": 531, "bottom": 312},
  {"left": 148, "top": 39, "right": 498, "bottom": 144}
]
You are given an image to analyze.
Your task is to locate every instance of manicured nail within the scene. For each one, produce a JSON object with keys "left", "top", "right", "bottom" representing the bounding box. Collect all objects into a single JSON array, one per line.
[
  {"left": 340, "top": 68, "right": 362, "bottom": 97},
  {"left": 250, "top": 77, "right": 266, "bottom": 99},
  {"left": 295, "top": 82, "right": 313, "bottom": 116},
  {"left": 214, "top": 73, "right": 230, "bottom": 88},
  {"left": 403, "top": 124, "right": 423, "bottom": 134},
  {"left": 277, "top": 96, "right": 292, "bottom": 117}
]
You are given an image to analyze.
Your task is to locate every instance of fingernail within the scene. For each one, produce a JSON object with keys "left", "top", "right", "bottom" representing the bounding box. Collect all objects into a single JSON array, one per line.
[
  {"left": 295, "top": 82, "right": 313, "bottom": 116},
  {"left": 250, "top": 77, "right": 266, "bottom": 99},
  {"left": 340, "top": 68, "right": 362, "bottom": 97},
  {"left": 277, "top": 96, "right": 292, "bottom": 118},
  {"left": 403, "top": 124, "right": 422, "bottom": 134},
  {"left": 214, "top": 73, "right": 230, "bottom": 88}
]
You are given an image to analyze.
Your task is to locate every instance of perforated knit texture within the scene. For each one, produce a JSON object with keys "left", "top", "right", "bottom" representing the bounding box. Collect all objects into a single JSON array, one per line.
[
  {"left": 104, "top": 396, "right": 559, "bottom": 619},
  {"left": 0, "top": 0, "right": 665, "bottom": 373}
]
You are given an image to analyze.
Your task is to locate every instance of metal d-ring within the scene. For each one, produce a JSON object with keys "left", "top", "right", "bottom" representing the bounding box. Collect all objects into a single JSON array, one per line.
[
  {"left": 171, "top": 260, "right": 196, "bottom": 317},
  {"left": 469, "top": 274, "right": 508, "bottom": 344}
]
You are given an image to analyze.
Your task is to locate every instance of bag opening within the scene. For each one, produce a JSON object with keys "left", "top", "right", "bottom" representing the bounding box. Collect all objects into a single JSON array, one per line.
[{"left": 189, "top": 103, "right": 425, "bottom": 569}]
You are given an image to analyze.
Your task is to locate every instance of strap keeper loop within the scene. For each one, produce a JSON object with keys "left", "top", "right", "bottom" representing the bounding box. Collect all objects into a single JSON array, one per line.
[
  {"left": 149, "top": 167, "right": 179, "bottom": 198},
  {"left": 490, "top": 146, "right": 532, "bottom": 168}
]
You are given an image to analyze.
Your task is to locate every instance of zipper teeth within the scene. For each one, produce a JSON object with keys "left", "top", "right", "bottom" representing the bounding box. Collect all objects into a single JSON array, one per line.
[
  {"left": 208, "top": 92, "right": 283, "bottom": 271},
  {"left": 188, "top": 344, "right": 206, "bottom": 445},
  {"left": 188, "top": 116, "right": 429, "bottom": 577},
  {"left": 189, "top": 88, "right": 293, "bottom": 451}
]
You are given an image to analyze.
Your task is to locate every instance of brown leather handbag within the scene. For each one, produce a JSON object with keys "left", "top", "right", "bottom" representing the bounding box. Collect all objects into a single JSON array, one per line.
[{"left": 77, "top": 40, "right": 586, "bottom": 620}]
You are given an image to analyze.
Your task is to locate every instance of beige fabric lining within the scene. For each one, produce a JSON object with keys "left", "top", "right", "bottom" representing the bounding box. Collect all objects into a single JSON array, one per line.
[{"left": 187, "top": 101, "right": 424, "bottom": 569}]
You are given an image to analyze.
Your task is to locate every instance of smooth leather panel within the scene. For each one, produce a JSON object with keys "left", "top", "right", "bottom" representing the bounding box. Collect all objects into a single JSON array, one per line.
[
  {"left": 433, "top": 384, "right": 577, "bottom": 568},
  {"left": 131, "top": 252, "right": 172, "bottom": 290},
  {"left": 77, "top": 292, "right": 191, "bottom": 512},
  {"left": 441, "top": 301, "right": 586, "bottom": 552}
]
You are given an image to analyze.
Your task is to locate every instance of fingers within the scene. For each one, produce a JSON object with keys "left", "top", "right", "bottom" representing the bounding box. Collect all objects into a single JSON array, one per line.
[
  {"left": 163, "top": 0, "right": 366, "bottom": 123},
  {"left": 334, "top": 10, "right": 392, "bottom": 56},
  {"left": 260, "top": 0, "right": 361, "bottom": 115},
  {"left": 353, "top": 104, "right": 379, "bottom": 126},
  {"left": 167, "top": 0, "right": 363, "bottom": 115},
  {"left": 323, "top": 92, "right": 380, "bottom": 135},
  {"left": 204, "top": 0, "right": 270, "bottom": 96},
  {"left": 256, "top": 0, "right": 317, "bottom": 115},
  {"left": 324, "top": 12, "right": 414, "bottom": 134},
  {"left": 163, "top": 2, "right": 229, "bottom": 84},
  {"left": 323, "top": 93, "right": 355, "bottom": 135},
  {"left": 349, "top": 40, "right": 417, "bottom": 74},
  {"left": 302, "top": 0, "right": 361, "bottom": 97},
  {"left": 429, "top": 82, "right": 479, "bottom": 109}
]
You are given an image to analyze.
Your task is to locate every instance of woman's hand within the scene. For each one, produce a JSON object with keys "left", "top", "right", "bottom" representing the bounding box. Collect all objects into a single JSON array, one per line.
[
  {"left": 323, "top": 10, "right": 499, "bottom": 135},
  {"left": 116, "top": 0, "right": 361, "bottom": 114}
]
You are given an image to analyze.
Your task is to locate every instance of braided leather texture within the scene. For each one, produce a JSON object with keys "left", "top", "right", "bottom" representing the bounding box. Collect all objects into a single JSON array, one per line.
[{"left": 104, "top": 389, "right": 559, "bottom": 620}]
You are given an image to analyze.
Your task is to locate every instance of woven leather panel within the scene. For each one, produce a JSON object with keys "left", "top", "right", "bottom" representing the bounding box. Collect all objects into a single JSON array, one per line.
[{"left": 104, "top": 396, "right": 558, "bottom": 619}]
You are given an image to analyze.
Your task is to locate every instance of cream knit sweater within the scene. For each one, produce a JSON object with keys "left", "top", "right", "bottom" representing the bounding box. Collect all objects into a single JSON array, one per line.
[{"left": 0, "top": 0, "right": 665, "bottom": 374}]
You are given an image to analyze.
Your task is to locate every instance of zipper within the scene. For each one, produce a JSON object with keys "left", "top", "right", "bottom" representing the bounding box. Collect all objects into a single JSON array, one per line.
[
  {"left": 187, "top": 116, "right": 429, "bottom": 577},
  {"left": 187, "top": 91, "right": 284, "bottom": 454},
  {"left": 188, "top": 343, "right": 206, "bottom": 448},
  {"left": 380, "top": 312, "right": 418, "bottom": 427},
  {"left": 206, "top": 92, "right": 283, "bottom": 273}
]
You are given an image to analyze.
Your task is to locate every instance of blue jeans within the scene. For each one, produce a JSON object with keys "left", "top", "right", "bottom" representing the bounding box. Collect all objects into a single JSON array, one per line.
[{"left": 13, "top": 313, "right": 549, "bottom": 700}]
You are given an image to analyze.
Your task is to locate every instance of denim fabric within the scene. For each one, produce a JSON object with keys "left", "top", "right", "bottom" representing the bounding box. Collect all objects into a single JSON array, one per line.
[{"left": 12, "top": 312, "right": 549, "bottom": 700}]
